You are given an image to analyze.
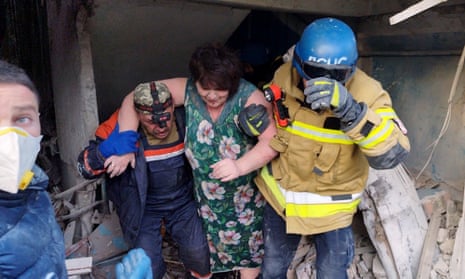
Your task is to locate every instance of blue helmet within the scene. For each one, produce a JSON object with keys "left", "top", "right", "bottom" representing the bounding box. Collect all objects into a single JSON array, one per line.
[{"left": 292, "top": 17, "right": 358, "bottom": 83}]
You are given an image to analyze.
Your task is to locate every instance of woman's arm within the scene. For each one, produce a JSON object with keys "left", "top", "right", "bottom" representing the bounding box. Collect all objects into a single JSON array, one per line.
[
  {"left": 210, "top": 89, "right": 278, "bottom": 181},
  {"left": 118, "top": 90, "right": 139, "bottom": 132},
  {"left": 117, "top": 78, "right": 188, "bottom": 132}
]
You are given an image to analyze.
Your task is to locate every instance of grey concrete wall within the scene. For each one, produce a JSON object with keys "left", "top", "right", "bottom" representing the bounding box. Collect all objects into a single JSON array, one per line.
[
  {"left": 371, "top": 55, "right": 465, "bottom": 184},
  {"left": 47, "top": 1, "right": 99, "bottom": 189},
  {"left": 89, "top": 0, "right": 250, "bottom": 120}
]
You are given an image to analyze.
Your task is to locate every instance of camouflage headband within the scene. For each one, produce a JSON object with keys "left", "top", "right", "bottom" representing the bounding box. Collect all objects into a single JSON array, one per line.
[{"left": 133, "top": 81, "right": 173, "bottom": 114}]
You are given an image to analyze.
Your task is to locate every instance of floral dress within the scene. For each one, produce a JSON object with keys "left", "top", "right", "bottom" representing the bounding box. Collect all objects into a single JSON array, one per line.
[{"left": 184, "top": 78, "right": 266, "bottom": 272}]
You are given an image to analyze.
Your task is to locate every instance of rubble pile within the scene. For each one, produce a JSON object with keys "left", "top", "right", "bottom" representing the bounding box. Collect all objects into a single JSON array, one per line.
[
  {"left": 285, "top": 189, "right": 462, "bottom": 279},
  {"left": 52, "top": 173, "right": 464, "bottom": 278}
]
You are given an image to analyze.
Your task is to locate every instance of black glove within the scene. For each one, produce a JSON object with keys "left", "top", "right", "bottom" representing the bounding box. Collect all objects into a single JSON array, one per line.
[
  {"left": 238, "top": 104, "right": 270, "bottom": 137},
  {"left": 304, "top": 77, "right": 364, "bottom": 127}
]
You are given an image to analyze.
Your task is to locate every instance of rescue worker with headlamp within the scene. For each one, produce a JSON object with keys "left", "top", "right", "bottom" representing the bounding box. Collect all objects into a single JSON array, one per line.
[
  {"left": 255, "top": 17, "right": 410, "bottom": 279},
  {"left": 77, "top": 82, "right": 211, "bottom": 279}
]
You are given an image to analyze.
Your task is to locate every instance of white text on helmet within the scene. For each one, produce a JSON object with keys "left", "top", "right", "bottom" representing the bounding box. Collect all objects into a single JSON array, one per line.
[{"left": 309, "top": 56, "right": 348, "bottom": 65}]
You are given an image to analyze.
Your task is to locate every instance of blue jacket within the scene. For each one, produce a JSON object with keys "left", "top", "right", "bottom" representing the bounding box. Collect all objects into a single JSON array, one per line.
[{"left": 0, "top": 165, "right": 67, "bottom": 279}]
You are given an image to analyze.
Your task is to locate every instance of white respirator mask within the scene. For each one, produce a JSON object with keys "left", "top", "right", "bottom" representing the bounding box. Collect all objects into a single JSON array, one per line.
[{"left": 0, "top": 126, "right": 43, "bottom": 193}]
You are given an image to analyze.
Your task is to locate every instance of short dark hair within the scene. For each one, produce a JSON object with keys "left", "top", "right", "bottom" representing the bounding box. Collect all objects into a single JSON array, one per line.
[
  {"left": 0, "top": 60, "right": 39, "bottom": 103},
  {"left": 189, "top": 42, "right": 243, "bottom": 98}
]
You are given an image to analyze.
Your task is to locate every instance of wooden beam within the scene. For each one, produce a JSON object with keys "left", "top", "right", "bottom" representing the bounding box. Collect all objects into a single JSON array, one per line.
[
  {"left": 449, "top": 183, "right": 465, "bottom": 278},
  {"left": 187, "top": 0, "right": 413, "bottom": 17},
  {"left": 362, "top": 165, "right": 428, "bottom": 278},
  {"left": 358, "top": 5, "right": 465, "bottom": 36},
  {"left": 66, "top": 257, "right": 93, "bottom": 276},
  {"left": 416, "top": 200, "right": 443, "bottom": 279},
  {"left": 389, "top": 0, "right": 448, "bottom": 25},
  {"left": 357, "top": 5, "right": 465, "bottom": 53}
]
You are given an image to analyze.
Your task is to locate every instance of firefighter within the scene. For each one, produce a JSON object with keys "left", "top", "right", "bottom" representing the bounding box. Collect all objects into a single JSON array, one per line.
[
  {"left": 77, "top": 82, "right": 211, "bottom": 279},
  {"left": 255, "top": 17, "right": 410, "bottom": 279}
]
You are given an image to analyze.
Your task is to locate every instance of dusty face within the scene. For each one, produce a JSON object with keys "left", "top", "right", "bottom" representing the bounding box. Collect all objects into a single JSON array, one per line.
[
  {"left": 0, "top": 83, "right": 41, "bottom": 137},
  {"left": 138, "top": 105, "right": 175, "bottom": 139},
  {"left": 195, "top": 82, "right": 229, "bottom": 109}
]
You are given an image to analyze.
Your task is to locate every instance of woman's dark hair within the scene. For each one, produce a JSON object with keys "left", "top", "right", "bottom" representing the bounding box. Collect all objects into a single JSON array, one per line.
[{"left": 189, "top": 42, "right": 243, "bottom": 97}]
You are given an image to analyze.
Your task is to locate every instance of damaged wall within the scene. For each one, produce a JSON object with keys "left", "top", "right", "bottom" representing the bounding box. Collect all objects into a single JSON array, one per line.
[
  {"left": 88, "top": 0, "right": 250, "bottom": 121},
  {"left": 43, "top": 0, "right": 465, "bottom": 190},
  {"left": 373, "top": 55, "right": 465, "bottom": 183}
]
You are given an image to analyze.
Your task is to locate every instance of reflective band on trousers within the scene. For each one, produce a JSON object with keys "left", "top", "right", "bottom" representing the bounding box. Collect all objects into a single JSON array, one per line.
[{"left": 260, "top": 166, "right": 361, "bottom": 218}]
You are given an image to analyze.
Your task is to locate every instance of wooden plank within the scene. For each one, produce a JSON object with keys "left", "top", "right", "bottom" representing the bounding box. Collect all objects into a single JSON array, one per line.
[
  {"left": 416, "top": 201, "right": 442, "bottom": 279},
  {"left": 449, "top": 217, "right": 464, "bottom": 278},
  {"left": 389, "top": 0, "right": 448, "bottom": 25},
  {"left": 360, "top": 195, "right": 399, "bottom": 277},
  {"left": 362, "top": 164, "right": 428, "bottom": 278},
  {"left": 448, "top": 185, "right": 465, "bottom": 278},
  {"left": 66, "top": 257, "right": 93, "bottom": 276},
  {"left": 63, "top": 220, "right": 76, "bottom": 248}
]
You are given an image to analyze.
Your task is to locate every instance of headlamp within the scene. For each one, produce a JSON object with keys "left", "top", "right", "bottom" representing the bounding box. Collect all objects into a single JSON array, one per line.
[{"left": 151, "top": 112, "right": 171, "bottom": 128}]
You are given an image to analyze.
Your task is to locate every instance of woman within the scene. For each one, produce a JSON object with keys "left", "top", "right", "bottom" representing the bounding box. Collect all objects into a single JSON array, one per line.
[{"left": 118, "top": 43, "right": 277, "bottom": 278}]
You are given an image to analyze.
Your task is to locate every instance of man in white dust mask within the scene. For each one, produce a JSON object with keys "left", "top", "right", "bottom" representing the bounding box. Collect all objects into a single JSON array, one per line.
[{"left": 0, "top": 60, "right": 67, "bottom": 278}]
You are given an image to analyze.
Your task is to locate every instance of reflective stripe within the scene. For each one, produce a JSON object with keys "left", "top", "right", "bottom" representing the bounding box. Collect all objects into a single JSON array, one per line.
[
  {"left": 260, "top": 167, "right": 362, "bottom": 218},
  {"left": 281, "top": 108, "right": 398, "bottom": 148},
  {"left": 356, "top": 118, "right": 395, "bottom": 148},
  {"left": 286, "top": 190, "right": 362, "bottom": 205},
  {"left": 376, "top": 107, "right": 397, "bottom": 119},
  {"left": 145, "top": 148, "right": 184, "bottom": 162},
  {"left": 283, "top": 121, "right": 354, "bottom": 144},
  {"left": 144, "top": 143, "right": 185, "bottom": 162},
  {"left": 260, "top": 166, "right": 286, "bottom": 208},
  {"left": 286, "top": 200, "right": 360, "bottom": 218},
  {"left": 356, "top": 108, "right": 397, "bottom": 149}
]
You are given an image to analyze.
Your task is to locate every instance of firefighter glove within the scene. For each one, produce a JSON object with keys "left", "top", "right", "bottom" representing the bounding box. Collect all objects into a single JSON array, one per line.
[
  {"left": 238, "top": 104, "right": 270, "bottom": 137},
  {"left": 98, "top": 124, "right": 139, "bottom": 158},
  {"left": 304, "top": 77, "right": 364, "bottom": 127}
]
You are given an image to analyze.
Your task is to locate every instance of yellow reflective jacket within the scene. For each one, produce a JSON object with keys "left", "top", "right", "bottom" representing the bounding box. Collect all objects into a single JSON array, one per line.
[{"left": 255, "top": 62, "right": 410, "bottom": 235}]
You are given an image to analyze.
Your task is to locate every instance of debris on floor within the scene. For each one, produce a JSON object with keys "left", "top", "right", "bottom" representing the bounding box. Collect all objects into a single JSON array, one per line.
[{"left": 50, "top": 164, "right": 464, "bottom": 279}]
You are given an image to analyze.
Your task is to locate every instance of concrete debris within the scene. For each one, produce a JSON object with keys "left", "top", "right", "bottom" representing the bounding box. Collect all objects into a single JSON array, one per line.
[{"left": 51, "top": 170, "right": 463, "bottom": 279}]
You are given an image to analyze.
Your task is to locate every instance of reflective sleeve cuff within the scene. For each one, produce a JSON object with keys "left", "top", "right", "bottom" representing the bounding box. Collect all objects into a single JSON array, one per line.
[{"left": 344, "top": 106, "right": 382, "bottom": 140}]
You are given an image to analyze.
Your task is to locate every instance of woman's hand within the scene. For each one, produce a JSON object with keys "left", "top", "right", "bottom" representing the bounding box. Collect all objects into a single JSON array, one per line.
[
  {"left": 104, "top": 153, "right": 136, "bottom": 178},
  {"left": 210, "top": 158, "right": 242, "bottom": 182}
]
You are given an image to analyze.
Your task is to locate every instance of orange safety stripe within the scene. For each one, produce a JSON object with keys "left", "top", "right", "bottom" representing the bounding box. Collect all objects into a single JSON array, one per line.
[
  {"left": 143, "top": 142, "right": 184, "bottom": 159},
  {"left": 84, "top": 149, "right": 106, "bottom": 176},
  {"left": 95, "top": 110, "right": 119, "bottom": 139}
]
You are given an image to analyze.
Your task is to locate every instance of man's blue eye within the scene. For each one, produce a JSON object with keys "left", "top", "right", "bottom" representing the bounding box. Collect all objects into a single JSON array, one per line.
[{"left": 16, "top": 117, "right": 31, "bottom": 124}]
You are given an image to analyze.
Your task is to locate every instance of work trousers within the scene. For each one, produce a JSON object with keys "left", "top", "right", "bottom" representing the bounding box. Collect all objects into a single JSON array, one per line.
[
  {"left": 134, "top": 199, "right": 210, "bottom": 279},
  {"left": 260, "top": 204, "right": 354, "bottom": 279}
]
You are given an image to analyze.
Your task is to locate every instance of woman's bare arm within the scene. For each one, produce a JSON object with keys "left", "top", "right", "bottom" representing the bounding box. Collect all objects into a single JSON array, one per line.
[
  {"left": 118, "top": 90, "right": 139, "bottom": 132},
  {"left": 117, "top": 78, "right": 188, "bottom": 132},
  {"left": 210, "top": 89, "right": 278, "bottom": 181}
]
